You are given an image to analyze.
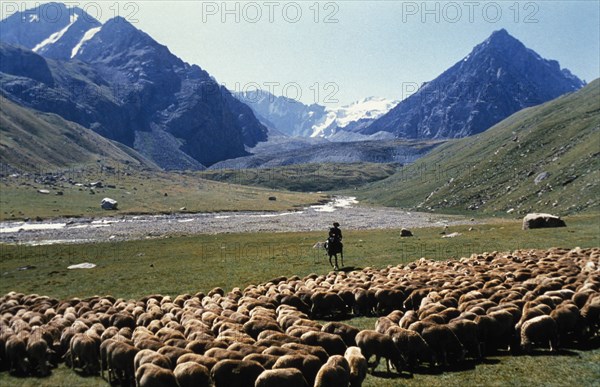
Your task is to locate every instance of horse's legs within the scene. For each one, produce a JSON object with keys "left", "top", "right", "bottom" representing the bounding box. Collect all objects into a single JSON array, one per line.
[
  {"left": 329, "top": 255, "right": 333, "bottom": 267},
  {"left": 334, "top": 255, "right": 339, "bottom": 270},
  {"left": 340, "top": 250, "right": 344, "bottom": 268}
]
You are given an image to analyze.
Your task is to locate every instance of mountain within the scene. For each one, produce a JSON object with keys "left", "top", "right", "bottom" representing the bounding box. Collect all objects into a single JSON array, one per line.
[
  {"left": 0, "top": 2, "right": 101, "bottom": 60},
  {"left": 235, "top": 90, "right": 327, "bottom": 137},
  {"left": 0, "top": 96, "right": 156, "bottom": 172},
  {"left": 236, "top": 91, "right": 397, "bottom": 139},
  {"left": 208, "top": 139, "right": 442, "bottom": 169},
  {"left": 311, "top": 97, "right": 398, "bottom": 138},
  {"left": 363, "top": 29, "right": 585, "bottom": 139},
  {"left": 0, "top": 4, "right": 267, "bottom": 169},
  {"left": 355, "top": 79, "right": 600, "bottom": 215}
]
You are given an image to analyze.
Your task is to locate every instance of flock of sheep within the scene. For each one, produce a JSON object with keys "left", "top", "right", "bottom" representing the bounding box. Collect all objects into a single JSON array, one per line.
[{"left": 0, "top": 247, "right": 599, "bottom": 386}]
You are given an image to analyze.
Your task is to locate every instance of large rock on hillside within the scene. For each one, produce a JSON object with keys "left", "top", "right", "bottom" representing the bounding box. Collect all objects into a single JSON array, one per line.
[{"left": 522, "top": 213, "right": 566, "bottom": 230}]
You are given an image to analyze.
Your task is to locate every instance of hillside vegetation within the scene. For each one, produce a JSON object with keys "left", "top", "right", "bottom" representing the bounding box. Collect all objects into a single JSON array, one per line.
[
  {"left": 0, "top": 97, "right": 155, "bottom": 171},
  {"left": 199, "top": 162, "right": 399, "bottom": 192},
  {"left": 355, "top": 79, "right": 600, "bottom": 216}
]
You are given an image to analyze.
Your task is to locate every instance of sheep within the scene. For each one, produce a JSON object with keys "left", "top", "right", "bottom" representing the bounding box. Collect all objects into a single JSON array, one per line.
[
  {"left": 314, "top": 355, "right": 350, "bottom": 387},
  {"left": 300, "top": 331, "right": 347, "bottom": 356},
  {"left": 321, "top": 321, "right": 360, "bottom": 347},
  {"left": 107, "top": 341, "right": 138, "bottom": 385},
  {"left": 136, "top": 362, "right": 178, "bottom": 387},
  {"left": 281, "top": 342, "right": 329, "bottom": 364},
  {"left": 5, "top": 335, "right": 28, "bottom": 375},
  {"left": 243, "top": 353, "right": 279, "bottom": 369},
  {"left": 310, "top": 292, "right": 348, "bottom": 319},
  {"left": 344, "top": 346, "right": 368, "bottom": 387},
  {"left": 211, "top": 359, "right": 265, "bottom": 387},
  {"left": 174, "top": 361, "right": 212, "bottom": 387},
  {"left": 255, "top": 368, "right": 310, "bottom": 387},
  {"left": 69, "top": 333, "right": 99, "bottom": 375},
  {"left": 421, "top": 324, "right": 465, "bottom": 366},
  {"left": 386, "top": 326, "right": 434, "bottom": 370},
  {"left": 273, "top": 353, "right": 322, "bottom": 385},
  {"left": 550, "top": 303, "right": 585, "bottom": 341},
  {"left": 243, "top": 318, "right": 282, "bottom": 340},
  {"left": 355, "top": 330, "right": 404, "bottom": 374},
  {"left": 135, "top": 349, "right": 172, "bottom": 370},
  {"left": 374, "top": 317, "right": 396, "bottom": 334},
  {"left": 26, "top": 336, "right": 50, "bottom": 376},
  {"left": 157, "top": 345, "right": 193, "bottom": 368},
  {"left": 581, "top": 295, "right": 600, "bottom": 336},
  {"left": 520, "top": 315, "right": 559, "bottom": 352},
  {"left": 204, "top": 347, "right": 244, "bottom": 361},
  {"left": 447, "top": 319, "right": 481, "bottom": 359}
]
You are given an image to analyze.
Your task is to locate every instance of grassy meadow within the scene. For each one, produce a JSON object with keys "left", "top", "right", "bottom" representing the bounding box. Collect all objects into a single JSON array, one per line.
[
  {"left": 0, "top": 167, "right": 327, "bottom": 221},
  {"left": 1, "top": 214, "right": 599, "bottom": 385}
]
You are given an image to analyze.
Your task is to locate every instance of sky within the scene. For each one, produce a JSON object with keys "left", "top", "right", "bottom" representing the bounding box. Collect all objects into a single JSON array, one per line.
[{"left": 9, "top": 1, "right": 600, "bottom": 106}]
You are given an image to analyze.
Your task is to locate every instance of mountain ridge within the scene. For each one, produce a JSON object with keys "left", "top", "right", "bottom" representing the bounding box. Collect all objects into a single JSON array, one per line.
[
  {"left": 0, "top": 3, "right": 268, "bottom": 169},
  {"left": 363, "top": 29, "right": 585, "bottom": 139},
  {"left": 355, "top": 79, "right": 599, "bottom": 215}
]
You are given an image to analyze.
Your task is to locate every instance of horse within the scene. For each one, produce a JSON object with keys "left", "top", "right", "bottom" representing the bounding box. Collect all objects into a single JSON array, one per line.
[{"left": 324, "top": 238, "right": 344, "bottom": 270}]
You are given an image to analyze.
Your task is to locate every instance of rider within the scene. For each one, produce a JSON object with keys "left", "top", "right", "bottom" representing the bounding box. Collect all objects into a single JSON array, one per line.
[{"left": 328, "top": 222, "right": 343, "bottom": 248}]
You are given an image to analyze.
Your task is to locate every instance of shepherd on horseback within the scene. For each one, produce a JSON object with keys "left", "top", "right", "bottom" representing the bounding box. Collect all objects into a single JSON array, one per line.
[{"left": 325, "top": 222, "right": 344, "bottom": 270}]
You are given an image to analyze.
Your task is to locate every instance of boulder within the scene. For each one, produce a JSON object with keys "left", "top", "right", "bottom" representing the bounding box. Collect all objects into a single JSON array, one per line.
[
  {"left": 101, "top": 198, "right": 118, "bottom": 210},
  {"left": 534, "top": 172, "right": 550, "bottom": 185},
  {"left": 400, "top": 228, "right": 413, "bottom": 237},
  {"left": 37, "top": 189, "right": 50, "bottom": 194},
  {"left": 522, "top": 213, "right": 566, "bottom": 230}
]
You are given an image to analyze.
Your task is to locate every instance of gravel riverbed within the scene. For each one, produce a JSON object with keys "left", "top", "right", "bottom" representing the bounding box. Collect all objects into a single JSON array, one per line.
[{"left": 0, "top": 197, "right": 475, "bottom": 245}]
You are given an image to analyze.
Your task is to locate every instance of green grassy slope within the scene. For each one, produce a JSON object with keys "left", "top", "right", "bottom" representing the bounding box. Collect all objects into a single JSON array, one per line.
[
  {"left": 354, "top": 79, "right": 600, "bottom": 216},
  {"left": 199, "top": 162, "right": 400, "bottom": 192},
  {"left": 0, "top": 97, "right": 156, "bottom": 171},
  {"left": 1, "top": 216, "right": 599, "bottom": 386}
]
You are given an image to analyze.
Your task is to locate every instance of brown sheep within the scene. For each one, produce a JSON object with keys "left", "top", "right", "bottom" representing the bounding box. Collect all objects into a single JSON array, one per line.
[
  {"left": 177, "top": 353, "right": 219, "bottom": 371},
  {"left": 157, "top": 345, "right": 192, "bottom": 368},
  {"left": 211, "top": 359, "right": 265, "bottom": 387},
  {"left": 69, "top": 333, "right": 99, "bottom": 375},
  {"left": 26, "top": 336, "right": 50, "bottom": 376},
  {"left": 321, "top": 321, "right": 360, "bottom": 347},
  {"left": 107, "top": 341, "right": 138, "bottom": 385},
  {"left": 344, "top": 346, "right": 368, "bottom": 387},
  {"left": 314, "top": 354, "right": 350, "bottom": 387},
  {"left": 421, "top": 325, "right": 465, "bottom": 366},
  {"left": 255, "top": 368, "right": 309, "bottom": 387},
  {"left": 281, "top": 342, "right": 329, "bottom": 364},
  {"left": 243, "top": 318, "right": 282, "bottom": 339},
  {"left": 174, "top": 361, "right": 211, "bottom": 387},
  {"left": 520, "top": 315, "right": 558, "bottom": 352},
  {"left": 310, "top": 292, "right": 348, "bottom": 319},
  {"left": 134, "top": 349, "right": 172, "bottom": 370},
  {"left": 204, "top": 347, "right": 244, "bottom": 361},
  {"left": 136, "top": 362, "right": 178, "bottom": 387},
  {"left": 386, "top": 326, "right": 434, "bottom": 370},
  {"left": 273, "top": 353, "right": 322, "bottom": 385},
  {"left": 300, "top": 331, "right": 347, "bottom": 356},
  {"left": 447, "top": 319, "right": 481, "bottom": 359},
  {"left": 5, "top": 335, "right": 28, "bottom": 375},
  {"left": 355, "top": 330, "right": 404, "bottom": 374},
  {"left": 374, "top": 317, "right": 396, "bottom": 334},
  {"left": 550, "top": 303, "right": 585, "bottom": 341},
  {"left": 243, "top": 353, "right": 279, "bottom": 369}
]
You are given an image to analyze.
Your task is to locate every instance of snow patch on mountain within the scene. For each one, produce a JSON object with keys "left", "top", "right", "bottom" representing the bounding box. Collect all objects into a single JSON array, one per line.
[
  {"left": 310, "top": 97, "right": 398, "bottom": 138},
  {"left": 32, "top": 13, "right": 78, "bottom": 53},
  {"left": 71, "top": 26, "right": 101, "bottom": 58}
]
